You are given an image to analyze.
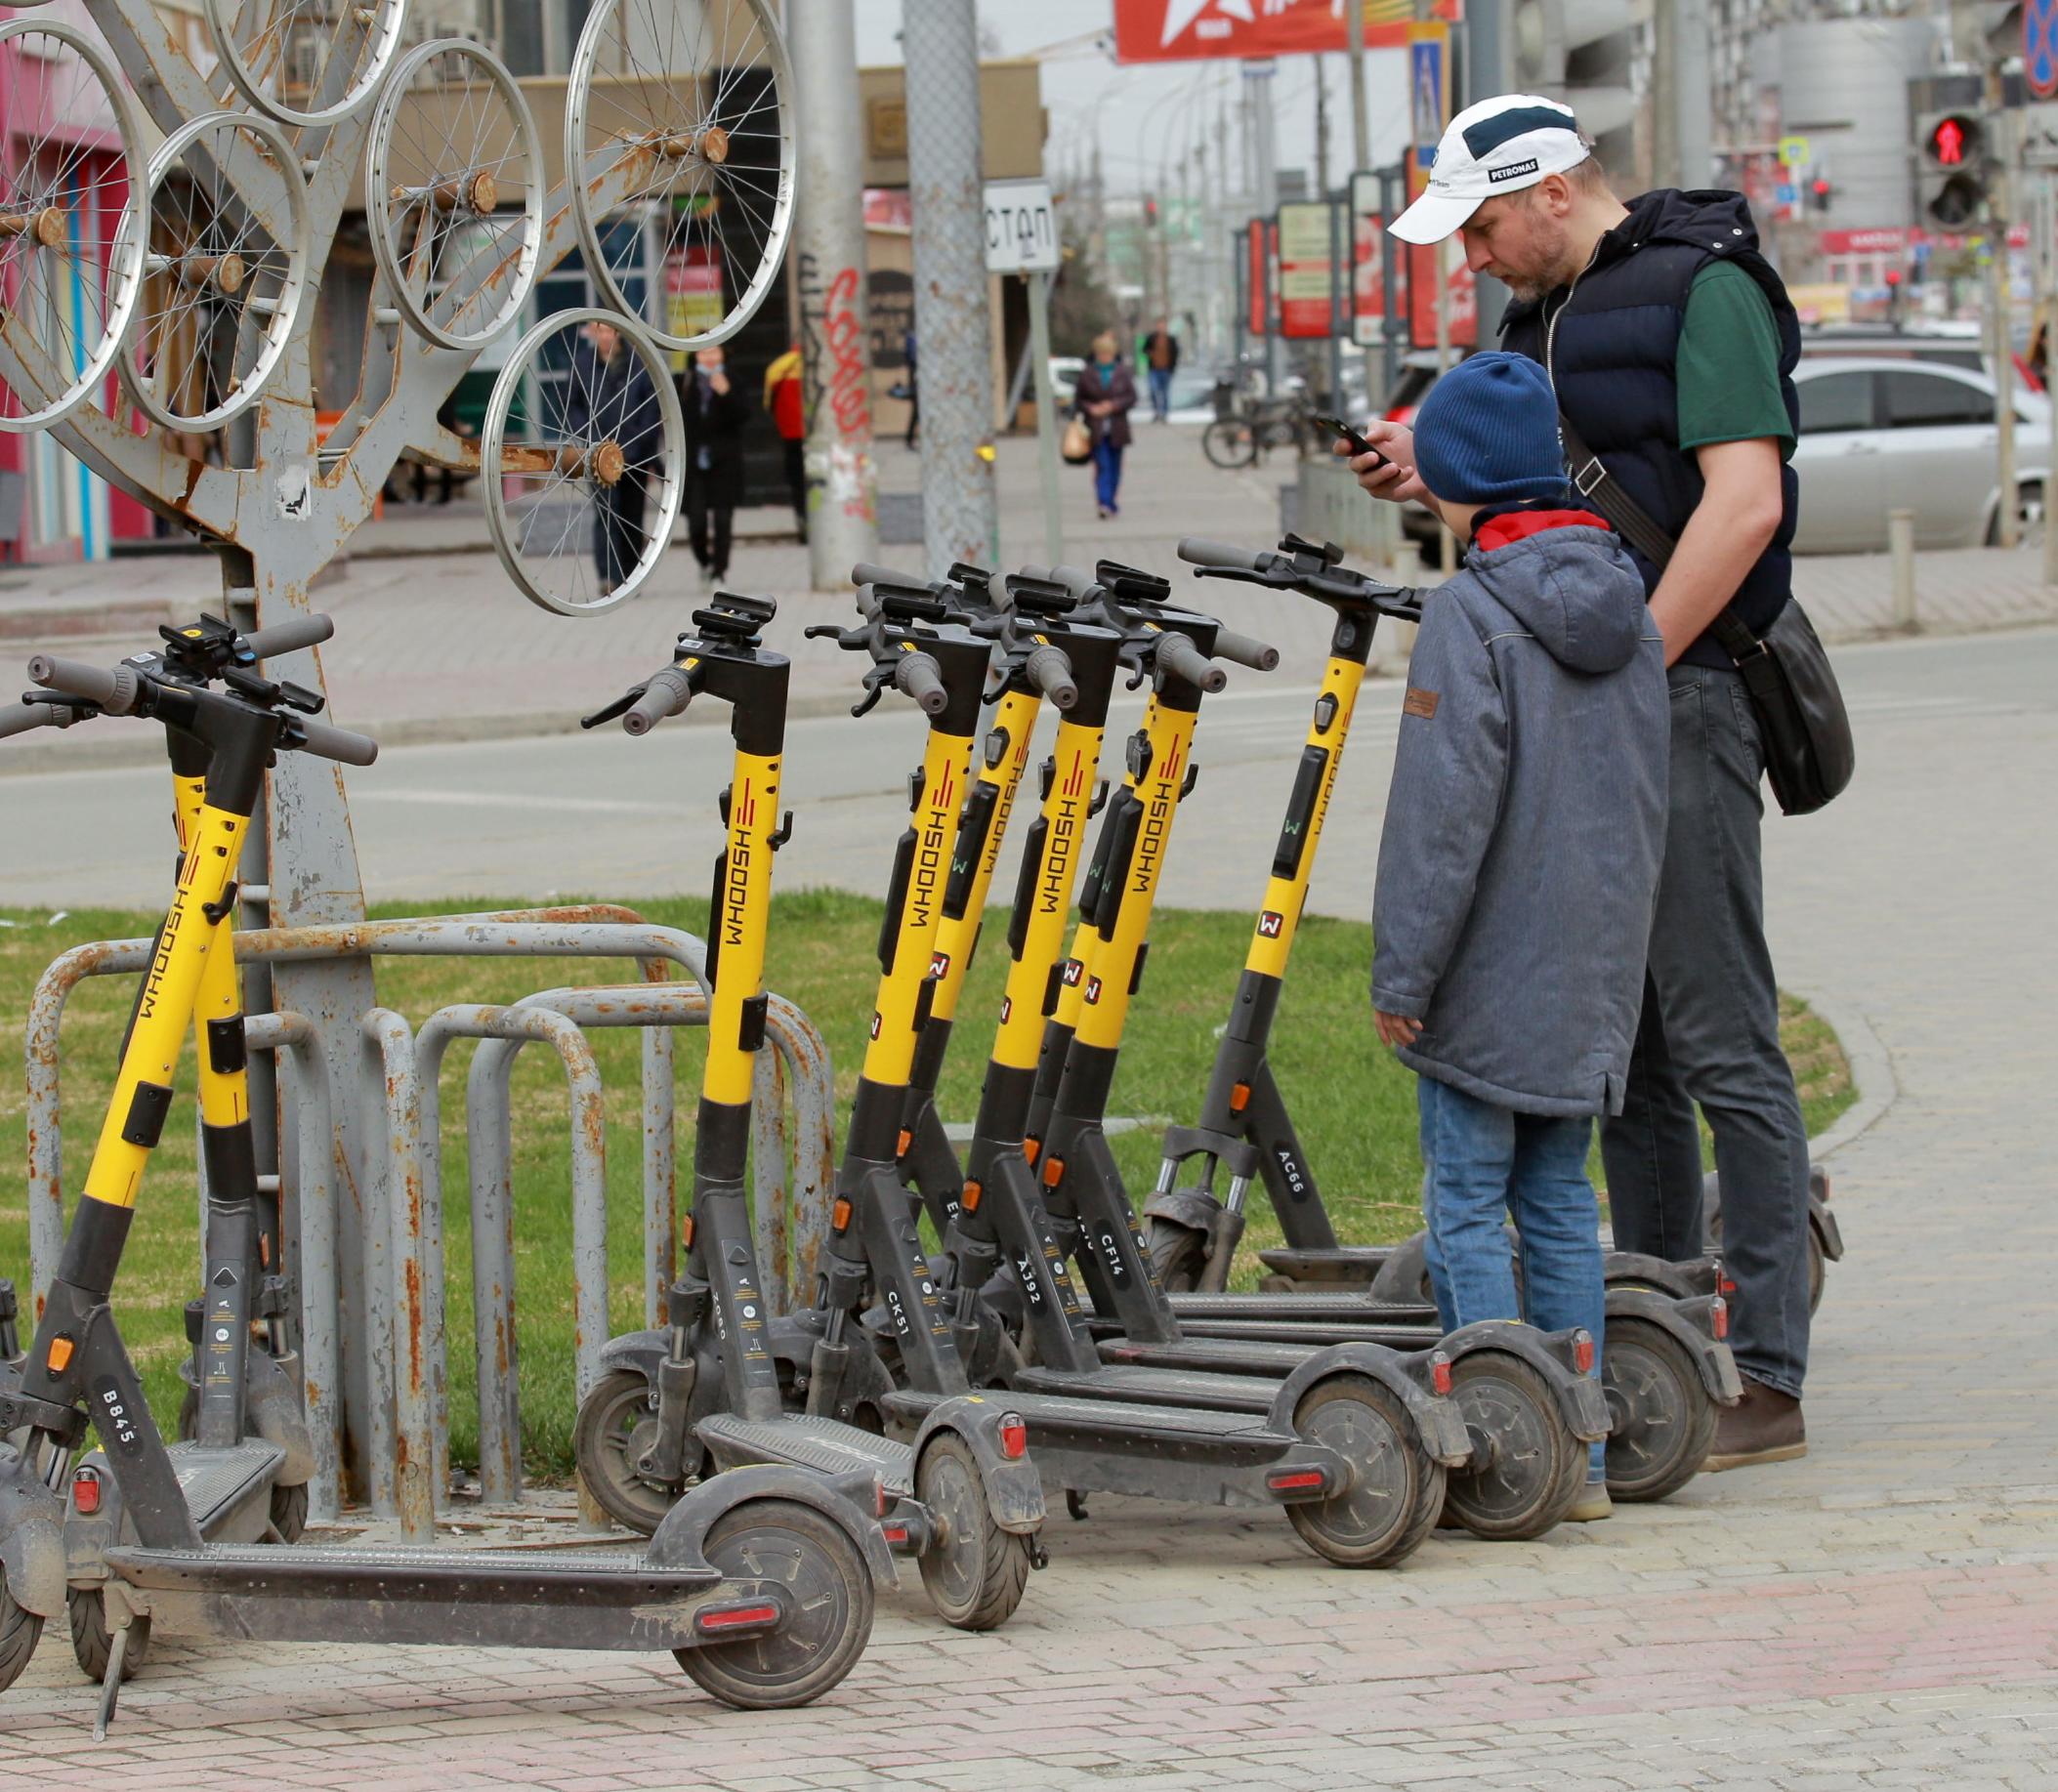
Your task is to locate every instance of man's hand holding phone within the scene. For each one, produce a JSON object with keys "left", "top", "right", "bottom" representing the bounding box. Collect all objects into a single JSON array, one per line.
[{"left": 1334, "top": 419, "right": 1428, "bottom": 506}]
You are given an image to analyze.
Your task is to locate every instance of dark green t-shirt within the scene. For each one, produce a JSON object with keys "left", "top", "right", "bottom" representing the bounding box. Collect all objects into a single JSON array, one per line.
[{"left": 1675, "top": 261, "right": 1795, "bottom": 459}]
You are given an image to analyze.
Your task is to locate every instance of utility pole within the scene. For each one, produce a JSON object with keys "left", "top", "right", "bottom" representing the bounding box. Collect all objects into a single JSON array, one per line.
[
  {"left": 1463, "top": 0, "right": 1509, "bottom": 344},
  {"left": 1245, "top": 59, "right": 1280, "bottom": 391},
  {"left": 790, "top": 0, "right": 879, "bottom": 584},
  {"left": 1346, "top": 0, "right": 1371, "bottom": 174},
  {"left": 903, "top": 0, "right": 998, "bottom": 577}
]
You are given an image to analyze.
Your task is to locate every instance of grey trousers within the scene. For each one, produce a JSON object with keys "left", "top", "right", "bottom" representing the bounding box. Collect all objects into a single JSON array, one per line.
[{"left": 1600, "top": 662, "right": 1813, "bottom": 1397}]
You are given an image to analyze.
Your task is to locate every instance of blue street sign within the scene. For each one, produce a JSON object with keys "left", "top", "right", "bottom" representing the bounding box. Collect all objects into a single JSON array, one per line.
[
  {"left": 2028, "top": 0, "right": 2058, "bottom": 100},
  {"left": 1775, "top": 183, "right": 1797, "bottom": 205},
  {"left": 1911, "top": 239, "right": 1933, "bottom": 264}
]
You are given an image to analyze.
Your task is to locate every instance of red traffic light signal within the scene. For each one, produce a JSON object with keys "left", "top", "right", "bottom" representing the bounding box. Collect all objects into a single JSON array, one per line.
[{"left": 1927, "top": 114, "right": 1976, "bottom": 168}]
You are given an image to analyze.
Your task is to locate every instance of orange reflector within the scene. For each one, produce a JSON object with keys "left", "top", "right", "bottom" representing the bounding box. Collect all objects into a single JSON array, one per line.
[
  {"left": 961, "top": 1179, "right": 984, "bottom": 1214},
  {"left": 1041, "top": 1155, "right": 1066, "bottom": 1188},
  {"left": 70, "top": 1467, "right": 101, "bottom": 1516},
  {"left": 1229, "top": 1081, "right": 1251, "bottom": 1115},
  {"left": 874, "top": 1479, "right": 889, "bottom": 1519},
  {"left": 1022, "top": 1137, "right": 1041, "bottom": 1166},
  {"left": 1430, "top": 1351, "right": 1452, "bottom": 1396},
  {"left": 896, "top": 1128, "right": 913, "bottom": 1159},
  {"left": 831, "top": 1198, "right": 854, "bottom": 1232},
  {"left": 680, "top": 1215, "right": 695, "bottom": 1251},
  {"left": 999, "top": 1413, "right": 1029, "bottom": 1460},
  {"left": 46, "top": 1336, "right": 73, "bottom": 1374},
  {"left": 1267, "top": 1469, "right": 1326, "bottom": 1492},
  {"left": 1572, "top": 1330, "right": 1596, "bottom": 1374},
  {"left": 1709, "top": 1296, "right": 1729, "bottom": 1341},
  {"left": 696, "top": 1603, "right": 781, "bottom": 1634}
]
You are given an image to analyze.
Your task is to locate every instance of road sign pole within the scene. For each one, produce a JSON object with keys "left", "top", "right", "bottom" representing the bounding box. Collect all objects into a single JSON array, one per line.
[{"left": 1028, "top": 270, "right": 1065, "bottom": 568}]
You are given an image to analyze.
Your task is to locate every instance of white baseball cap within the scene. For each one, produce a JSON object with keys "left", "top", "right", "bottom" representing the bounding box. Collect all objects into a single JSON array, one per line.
[{"left": 1389, "top": 95, "right": 1591, "bottom": 245}]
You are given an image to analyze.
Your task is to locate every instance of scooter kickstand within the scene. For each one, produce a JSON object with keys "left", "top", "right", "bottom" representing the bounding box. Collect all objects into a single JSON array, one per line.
[{"left": 91, "top": 1627, "right": 128, "bottom": 1740}]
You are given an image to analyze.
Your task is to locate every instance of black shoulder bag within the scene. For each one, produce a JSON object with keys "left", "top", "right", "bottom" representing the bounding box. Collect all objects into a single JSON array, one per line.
[{"left": 1560, "top": 416, "right": 1855, "bottom": 816}]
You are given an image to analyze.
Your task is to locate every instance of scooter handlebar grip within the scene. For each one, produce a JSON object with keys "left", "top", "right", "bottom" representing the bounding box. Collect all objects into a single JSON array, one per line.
[
  {"left": 26, "top": 655, "right": 139, "bottom": 713},
  {"left": 1020, "top": 563, "right": 1097, "bottom": 598},
  {"left": 894, "top": 650, "right": 949, "bottom": 716},
  {"left": 1176, "top": 537, "right": 1266, "bottom": 572},
  {"left": 622, "top": 666, "right": 694, "bottom": 736},
  {"left": 849, "top": 562, "right": 915, "bottom": 591},
  {"left": 1210, "top": 628, "right": 1280, "bottom": 672},
  {"left": 240, "top": 613, "right": 335, "bottom": 659},
  {"left": 0, "top": 700, "right": 60, "bottom": 740},
  {"left": 1021, "top": 643, "right": 1079, "bottom": 711},
  {"left": 293, "top": 718, "right": 379, "bottom": 767},
  {"left": 1154, "top": 630, "right": 1229, "bottom": 693}
]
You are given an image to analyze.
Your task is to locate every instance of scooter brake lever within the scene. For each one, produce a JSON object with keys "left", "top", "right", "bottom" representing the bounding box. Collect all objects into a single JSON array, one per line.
[{"left": 580, "top": 687, "right": 644, "bottom": 729}]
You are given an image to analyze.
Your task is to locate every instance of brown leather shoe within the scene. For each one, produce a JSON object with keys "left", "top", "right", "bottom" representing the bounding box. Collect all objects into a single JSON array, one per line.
[{"left": 1703, "top": 1376, "right": 1806, "bottom": 1471}]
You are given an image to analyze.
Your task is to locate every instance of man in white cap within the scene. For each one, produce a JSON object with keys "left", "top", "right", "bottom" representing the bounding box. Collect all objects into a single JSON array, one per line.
[{"left": 1347, "top": 94, "right": 1813, "bottom": 1474}]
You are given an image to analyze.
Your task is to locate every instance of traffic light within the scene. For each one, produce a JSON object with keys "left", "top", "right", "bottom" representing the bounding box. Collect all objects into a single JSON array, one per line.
[
  {"left": 1810, "top": 177, "right": 1832, "bottom": 214},
  {"left": 1919, "top": 111, "right": 1988, "bottom": 228}
]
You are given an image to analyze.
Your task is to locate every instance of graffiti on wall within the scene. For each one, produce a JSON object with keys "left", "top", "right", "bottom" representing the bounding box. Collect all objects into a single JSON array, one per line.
[{"left": 798, "top": 250, "right": 876, "bottom": 522}]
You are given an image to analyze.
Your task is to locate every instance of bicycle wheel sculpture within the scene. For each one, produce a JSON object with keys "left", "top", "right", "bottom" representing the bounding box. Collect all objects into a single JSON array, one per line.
[
  {"left": 0, "top": 20, "right": 146, "bottom": 431},
  {"left": 118, "top": 112, "right": 311, "bottom": 435},
  {"left": 482, "top": 310, "right": 685, "bottom": 616},
  {"left": 566, "top": 0, "right": 793, "bottom": 351},
  {"left": 367, "top": 39, "right": 543, "bottom": 352},
  {"left": 205, "top": 0, "right": 408, "bottom": 128}
]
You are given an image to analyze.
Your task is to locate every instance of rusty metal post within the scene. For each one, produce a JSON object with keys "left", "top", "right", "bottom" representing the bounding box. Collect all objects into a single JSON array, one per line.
[
  {"left": 644, "top": 1026, "right": 676, "bottom": 1326},
  {"left": 357, "top": 1011, "right": 420, "bottom": 1535}
]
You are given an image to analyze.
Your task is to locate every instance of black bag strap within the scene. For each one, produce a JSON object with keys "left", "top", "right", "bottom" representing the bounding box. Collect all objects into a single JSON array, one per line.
[{"left": 1557, "top": 411, "right": 1765, "bottom": 664}]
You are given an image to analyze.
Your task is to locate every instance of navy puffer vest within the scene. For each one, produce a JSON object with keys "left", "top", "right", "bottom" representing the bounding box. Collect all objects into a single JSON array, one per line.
[{"left": 1500, "top": 188, "right": 1801, "bottom": 669}]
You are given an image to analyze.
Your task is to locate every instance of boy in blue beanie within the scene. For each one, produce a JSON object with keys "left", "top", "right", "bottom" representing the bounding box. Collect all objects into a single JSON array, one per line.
[{"left": 1370, "top": 351, "right": 1670, "bottom": 1522}]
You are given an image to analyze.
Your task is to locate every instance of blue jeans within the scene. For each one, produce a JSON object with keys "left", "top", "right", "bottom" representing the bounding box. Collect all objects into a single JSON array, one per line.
[
  {"left": 1091, "top": 437, "right": 1122, "bottom": 512},
  {"left": 1148, "top": 367, "right": 1172, "bottom": 420},
  {"left": 1417, "top": 1075, "right": 1607, "bottom": 1477}
]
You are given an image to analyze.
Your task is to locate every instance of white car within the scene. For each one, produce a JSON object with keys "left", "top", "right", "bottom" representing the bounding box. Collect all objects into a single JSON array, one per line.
[{"left": 1791, "top": 356, "right": 2048, "bottom": 553}]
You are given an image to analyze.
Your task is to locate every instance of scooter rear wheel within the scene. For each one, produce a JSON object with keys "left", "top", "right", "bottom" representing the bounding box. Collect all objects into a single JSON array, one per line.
[
  {"left": 914, "top": 1433, "right": 1031, "bottom": 1631},
  {"left": 573, "top": 1368, "right": 681, "bottom": 1536},
  {"left": 1602, "top": 1316, "right": 1718, "bottom": 1503},
  {"left": 1285, "top": 1375, "right": 1445, "bottom": 1569},
  {"left": 0, "top": 1563, "right": 40, "bottom": 1693},
  {"left": 67, "top": 1588, "right": 149, "bottom": 1682},
  {"left": 676, "top": 1499, "right": 874, "bottom": 1710},
  {"left": 1440, "top": 1351, "right": 1585, "bottom": 1541},
  {"left": 1144, "top": 1216, "right": 1209, "bottom": 1294}
]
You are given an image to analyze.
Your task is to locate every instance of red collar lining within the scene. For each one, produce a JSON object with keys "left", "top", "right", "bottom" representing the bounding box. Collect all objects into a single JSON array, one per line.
[{"left": 1472, "top": 509, "right": 1614, "bottom": 553}]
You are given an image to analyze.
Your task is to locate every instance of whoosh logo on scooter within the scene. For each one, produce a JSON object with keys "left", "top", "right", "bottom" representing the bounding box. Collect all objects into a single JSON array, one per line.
[
  {"left": 137, "top": 900, "right": 186, "bottom": 1021},
  {"left": 1039, "top": 783, "right": 1084, "bottom": 914},
  {"left": 723, "top": 778, "right": 760, "bottom": 947},
  {"left": 906, "top": 764, "right": 957, "bottom": 935},
  {"left": 1130, "top": 740, "right": 1185, "bottom": 895}
]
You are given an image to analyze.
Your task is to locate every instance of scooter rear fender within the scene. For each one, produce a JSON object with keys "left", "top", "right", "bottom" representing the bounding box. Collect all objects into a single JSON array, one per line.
[
  {"left": 913, "top": 1396, "right": 1047, "bottom": 1534},
  {"left": 0, "top": 1445, "right": 65, "bottom": 1617},
  {"left": 1266, "top": 1340, "right": 1472, "bottom": 1468},
  {"left": 646, "top": 1460, "right": 899, "bottom": 1589},
  {"left": 1606, "top": 1289, "right": 1744, "bottom": 1404},
  {"left": 1442, "top": 1320, "right": 1612, "bottom": 1441}
]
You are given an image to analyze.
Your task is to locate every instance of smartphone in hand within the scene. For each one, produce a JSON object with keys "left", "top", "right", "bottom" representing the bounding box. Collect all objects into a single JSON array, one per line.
[{"left": 1313, "top": 413, "right": 1387, "bottom": 469}]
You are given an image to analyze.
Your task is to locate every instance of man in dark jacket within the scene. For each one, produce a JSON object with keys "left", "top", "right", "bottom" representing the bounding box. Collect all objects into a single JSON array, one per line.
[
  {"left": 567, "top": 320, "right": 663, "bottom": 596},
  {"left": 1143, "top": 317, "right": 1181, "bottom": 422},
  {"left": 681, "top": 344, "right": 749, "bottom": 585},
  {"left": 1373, "top": 350, "right": 1668, "bottom": 1525},
  {"left": 1354, "top": 92, "right": 1811, "bottom": 1470}
]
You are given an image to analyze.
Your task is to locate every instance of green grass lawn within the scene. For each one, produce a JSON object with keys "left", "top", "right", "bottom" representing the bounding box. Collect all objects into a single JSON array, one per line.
[{"left": 0, "top": 893, "right": 1853, "bottom": 1482}]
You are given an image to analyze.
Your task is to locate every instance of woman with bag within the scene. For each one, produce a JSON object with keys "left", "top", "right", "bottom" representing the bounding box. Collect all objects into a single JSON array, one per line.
[{"left": 1072, "top": 330, "right": 1137, "bottom": 519}]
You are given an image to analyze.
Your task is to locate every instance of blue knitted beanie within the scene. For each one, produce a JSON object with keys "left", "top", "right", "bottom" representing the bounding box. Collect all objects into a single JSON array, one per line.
[{"left": 1410, "top": 352, "right": 1568, "bottom": 506}]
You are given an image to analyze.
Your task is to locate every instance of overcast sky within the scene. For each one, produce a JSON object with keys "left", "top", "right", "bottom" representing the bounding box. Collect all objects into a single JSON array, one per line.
[{"left": 848, "top": 0, "right": 1416, "bottom": 200}]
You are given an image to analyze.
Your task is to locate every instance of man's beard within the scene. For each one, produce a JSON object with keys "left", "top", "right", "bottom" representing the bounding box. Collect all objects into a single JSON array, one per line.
[{"left": 1501, "top": 211, "right": 1577, "bottom": 304}]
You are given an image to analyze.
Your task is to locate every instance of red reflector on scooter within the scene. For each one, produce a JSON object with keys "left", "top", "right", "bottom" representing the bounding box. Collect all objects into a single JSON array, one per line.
[
  {"left": 71, "top": 1467, "right": 101, "bottom": 1515},
  {"left": 1572, "top": 1330, "right": 1596, "bottom": 1374},
  {"left": 1267, "top": 1469, "right": 1327, "bottom": 1493},
  {"left": 1709, "top": 1296, "right": 1729, "bottom": 1341},
  {"left": 880, "top": 1525, "right": 908, "bottom": 1545},
  {"left": 696, "top": 1602, "right": 781, "bottom": 1634},
  {"left": 873, "top": 1479, "right": 889, "bottom": 1519},
  {"left": 1430, "top": 1351, "right": 1452, "bottom": 1396},
  {"left": 998, "top": 1414, "right": 1029, "bottom": 1460}
]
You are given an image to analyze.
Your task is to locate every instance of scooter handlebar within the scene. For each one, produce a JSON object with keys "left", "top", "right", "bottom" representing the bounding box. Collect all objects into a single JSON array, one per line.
[
  {"left": 894, "top": 650, "right": 949, "bottom": 715},
  {"left": 1209, "top": 628, "right": 1280, "bottom": 672},
  {"left": 1019, "top": 563, "right": 1098, "bottom": 599},
  {"left": 292, "top": 717, "right": 379, "bottom": 767},
  {"left": 25, "top": 655, "right": 141, "bottom": 714},
  {"left": 1176, "top": 537, "right": 1267, "bottom": 572},
  {"left": 240, "top": 613, "right": 335, "bottom": 659},
  {"left": 849, "top": 562, "right": 921, "bottom": 592},
  {"left": 622, "top": 665, "right": 694, "bottom": 736},
  {"left": 0, "top": 700, "right": 66, "bottom": 740},
  {"left": 1154, "top": 629, "right": 1229, "bottom": 693},
  {"left": 1020, "top": 642, "right": 1079, "bottom": 711}
]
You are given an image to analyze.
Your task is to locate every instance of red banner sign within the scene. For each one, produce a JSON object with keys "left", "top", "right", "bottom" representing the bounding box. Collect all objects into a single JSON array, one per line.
[
  {"left": 1277, "top": 201, "right": 1335, "bottom": 340},
  {"left": 1113, "top": 0, "right": 1459, "bottom": 63}
]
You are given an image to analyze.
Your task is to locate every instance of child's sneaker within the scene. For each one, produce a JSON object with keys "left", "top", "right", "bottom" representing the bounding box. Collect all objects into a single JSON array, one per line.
[{"left": 1565, "top": 1478, "right": 1613, "bottom": 1522}]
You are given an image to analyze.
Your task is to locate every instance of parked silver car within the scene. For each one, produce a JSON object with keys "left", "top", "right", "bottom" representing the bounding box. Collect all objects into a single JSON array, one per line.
[{"left": 1791, "top": 356, "right": 2048, "bottom": 553}]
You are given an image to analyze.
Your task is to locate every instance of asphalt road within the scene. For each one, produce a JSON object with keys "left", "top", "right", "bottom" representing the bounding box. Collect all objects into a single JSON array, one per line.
[{"left": 3, "top": 626, "right": 2052, "bottom": 915}]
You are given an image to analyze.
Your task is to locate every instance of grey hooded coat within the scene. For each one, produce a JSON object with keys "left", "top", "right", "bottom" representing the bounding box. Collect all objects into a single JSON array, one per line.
[{"left": 1370, "top": 520, "right": 1668, "bottom": 1117}]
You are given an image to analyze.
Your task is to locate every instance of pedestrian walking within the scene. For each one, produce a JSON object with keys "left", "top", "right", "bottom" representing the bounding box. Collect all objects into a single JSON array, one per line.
[
  {"left": 1144, "top": 316, "right": 1181, "bottom": 423},
  {"left": 1357, "top": 93, "right": 1815, "bottom": 1470},
  {"left": 1073, "top": 331, "right": 1137, "bottom": 520},
  {"left": 681, "top": 343, "right": 748, "bottom": 587},
  {"left": 567, "top": 319, "right": 663, "bottom": 597},
  {"left": 903, "top": 328, "right": 919, "bottom": 449},
  {"left": 1370, "top": 352, "right": 1669, "bottom": 1525},
  {"left": 763, "top": 341, "right": 807, "bottom": 542}
]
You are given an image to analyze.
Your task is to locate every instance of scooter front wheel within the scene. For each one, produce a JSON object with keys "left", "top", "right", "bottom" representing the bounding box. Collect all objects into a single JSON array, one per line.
[
  {"left": 1144, "top": 1216, "right": 1209, "bottom": 1294},
  {"left": 1440, "top": 1351, "right": 1585, "bottom": 1541},
  {"left": 1603, "top": 1316, "right": 1717, "bottom": 1503},
  {"left": 0, "top": 1563, "right": 40, "bottom": 1693},
  {"left": 1285, "top": 1375, "right": 1445, "bottom": 1569},
  {"left": 573, "top": 1368, "right": 682, "bottom": 1536},
  {"left": 677, "top": 1499, "right": 874, "bottom": 1709},
  {"left": 67, "top": 1587, "right": 148, "bottom": 1683},
  {"left": 914, "top": 1433, "right": 1031, "bottom": 1631}
]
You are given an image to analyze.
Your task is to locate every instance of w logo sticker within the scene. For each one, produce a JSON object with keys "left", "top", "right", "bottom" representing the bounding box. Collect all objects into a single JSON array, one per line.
[
  {"left": 1061, "top": 959, "right": 1084, "bottom": 986},
  {"left": 929, "top": 951, "right": 950, "bottom": 979},
  {"left": 1257, "top": 910, "right": 1285, "bottom": 938},
  {"left": 868, "top": 1012, "right": 882, "bottom": 1040},
  {"left": 1084, "top": 976, "right": 1105, "bottom": 1005}
]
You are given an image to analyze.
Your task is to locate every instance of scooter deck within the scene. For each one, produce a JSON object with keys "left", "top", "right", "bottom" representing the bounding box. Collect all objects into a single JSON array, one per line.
[
  {"left": 103, "top": 1541, "right": 734, "bottom": 1651},
  {"left": 1121, "top": 1316, "right": 1439, "bottom": 1349},
  {"left": 165, "top": 1438, "right": 287, "bottom": 1531},
  {"left": 1158, "top": 1291, "right": 1439, "bottom": 1330},
  {"left": 1085, "top": 1336, "right": 1360, "bottom": 1380},
  {"left": 883, "top": 1388, "right": 1301, "bottom": 1463},
  {"left": 1011, "top": 1361, "right": 1290, "bottom": 1414},
  {"left": 697, "top": 1412, "right": 916, "bottom": 1493},
  {"left": 1255, "top": 1247, "right": 1390, "bottom": 1285}
]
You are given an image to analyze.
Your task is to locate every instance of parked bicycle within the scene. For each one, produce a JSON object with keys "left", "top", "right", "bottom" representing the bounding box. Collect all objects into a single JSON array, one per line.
[{"left": 1201, "top": 383, "right": 1319, "bottom": 471}]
